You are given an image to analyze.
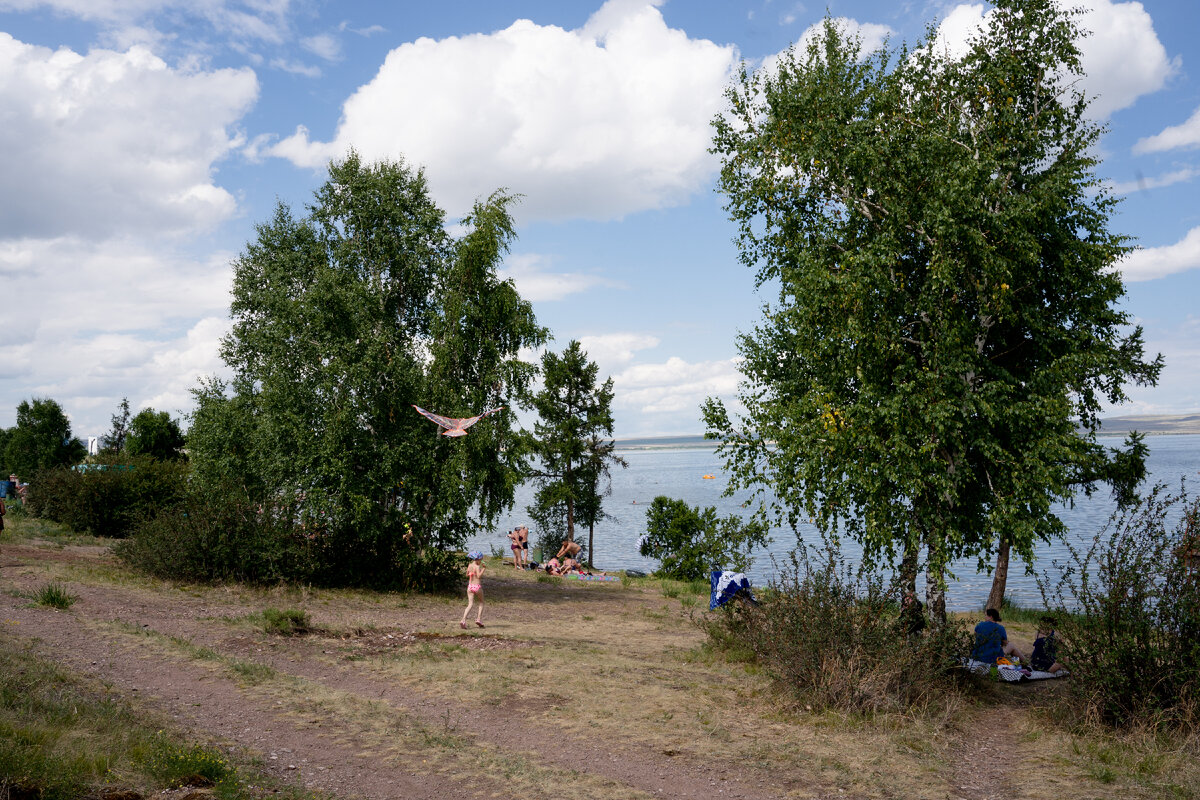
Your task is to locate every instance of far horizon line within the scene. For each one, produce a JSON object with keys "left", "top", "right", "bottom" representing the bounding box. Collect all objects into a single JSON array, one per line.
[{"left": 617, "top": 412, "right": 1200, "bottom": 443}]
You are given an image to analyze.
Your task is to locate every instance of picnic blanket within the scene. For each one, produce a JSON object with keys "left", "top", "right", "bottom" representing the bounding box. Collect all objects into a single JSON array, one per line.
[
  {"left": 961, "top": 658, "right": 1069, "bottom": 682},
  {"left": 562, "top": 573, "right": 620, "bottom": 582},
  {"left": 709, "top": 570, "right": 757, "bottom": 609}
]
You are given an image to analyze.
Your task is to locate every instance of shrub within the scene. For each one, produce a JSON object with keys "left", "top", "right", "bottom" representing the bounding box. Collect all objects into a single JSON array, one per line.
[
  {"left": 1043, "top": 485, "right": 1200, "bottom": 732},
  {"left": 116, "top": 482, "right": 463, "bottom": 592},
  {"left": 114, "top": 488, "right": 319, "bottom": 585},
  {"left": 26, "top": 455, "right": 189, "bottom": 538},
  {"left": 639, "top": 496, "right": 770, "bottom": 581},
  {"left": 705, "top": 545, "right": 970, "bottom": 714}
]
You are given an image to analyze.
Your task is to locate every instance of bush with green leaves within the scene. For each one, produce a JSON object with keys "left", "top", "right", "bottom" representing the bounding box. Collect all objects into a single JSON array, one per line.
[
  {"left": 114, "top": 486, "right": 319, "bottom": 585},
  {"left": 116, "top": 482, "right": 462, "bottom": 591},
  {"left": 25, "top": 454, "right": 189, "bottom": 538},
  {"left": 705, "top": 544, "right": 970, "bottom": 714},
  {"left": 638, "top": 496, "right": 769, "bottom": 581},
  {"left": 1043, "top": 486, "right": 1200, "bottom": 732}
]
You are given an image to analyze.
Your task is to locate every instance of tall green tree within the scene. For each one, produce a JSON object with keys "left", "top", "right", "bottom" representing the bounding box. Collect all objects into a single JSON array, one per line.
[
  {"left": 4, "top": 398, "right": 86, "bottom": 478},
  {"left": 703, "top": 1, "right": 1160, "bottom": 619},
  {"left": 102, "top": 397, "right": 131, "bottom": 454},
  {"left": 526, "top": 340, "right": 625, "bottom": 563},
  {"left": 191, "top": 152, "right": 546, "bottom": 587},
  {"left": 126, "top": 408, "right": 187, "bottom": 461}
]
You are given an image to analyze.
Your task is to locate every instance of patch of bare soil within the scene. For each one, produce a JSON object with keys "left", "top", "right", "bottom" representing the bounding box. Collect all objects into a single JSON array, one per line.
[{"left": 1, "top": 541, "right": 844, "bottom": 800}]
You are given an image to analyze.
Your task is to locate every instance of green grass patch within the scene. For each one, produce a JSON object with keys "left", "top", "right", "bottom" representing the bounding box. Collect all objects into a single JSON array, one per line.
[
  {"left": 659, "top": 578, "right": 708, "bottom": 599},
  {"left": 0, "top": 634, "right": 319, "bottom": 800},
  {"left": 259, "top": 607, "right": 310, "bottom": 636},
  {"left": 33, "top": 582, "right": 77, "bottom": 610}
]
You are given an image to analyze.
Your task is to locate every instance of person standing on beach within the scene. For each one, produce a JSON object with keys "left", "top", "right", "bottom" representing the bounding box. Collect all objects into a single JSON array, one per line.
[
  {"left": 507, "top": 528, "right": 524, "bottom": 569},
  {"left": 518, "top": 525, "right": 529, "bottom": 567},
  {"left": 460, "top": 552, "right": 486, "bottom": 629}
]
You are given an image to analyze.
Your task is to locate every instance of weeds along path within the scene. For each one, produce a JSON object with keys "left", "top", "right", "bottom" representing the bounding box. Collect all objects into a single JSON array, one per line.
[{"left": 1, "top": 541, "right": 848, "bottom": 800}]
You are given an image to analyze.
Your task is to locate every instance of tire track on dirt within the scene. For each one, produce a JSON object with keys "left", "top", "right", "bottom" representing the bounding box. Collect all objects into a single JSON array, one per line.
[{"left": 2, "top": 548, "right": 833, "bottom": 800}]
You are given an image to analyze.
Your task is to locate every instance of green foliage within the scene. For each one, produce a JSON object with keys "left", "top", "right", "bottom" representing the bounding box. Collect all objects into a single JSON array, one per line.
[
  {"left": 188, "top": 152, "right": 546, "bottom": 589},
  {"left": 704, "top": 0, "right": 1161, "bottom": 615},
  {"left": 1044, "top": 486, "right": 1200, "bottom": 732},
  {"left": 704, "top": 545, "right": 971, "bottom": 714},
  {"left": 114, "top": 485, "right": 318, "bottom": 585},
  {"left": 116, "top": 482, "right": 462, "bottom": 591},
  {"left": 102, "top": 397, "right": 131, "bottom": 455},
  {"left": 127, "top": 408, "right": 187, "bottom": 461},
  {"left": 639, "top": 496, "right": 770, "bottom": 581},
  {"left": 33, "top": 582, "right": 77, "bottom": 609},
  {"left": 525, "top": 340, "right": 625, "bottom": 560},
  {"left": 3, "top": 397, "right": 86, "bottom": 478},
  {"left": 26, "top": 454, "right": 189, "bottom": 538},
  {"left": 260, "top": 607, "right": 311, "bottom": 636}
]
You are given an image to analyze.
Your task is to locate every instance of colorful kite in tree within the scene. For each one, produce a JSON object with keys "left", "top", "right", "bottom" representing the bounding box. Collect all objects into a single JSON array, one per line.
[{"left": 413, "top": 405, "right": 504, "bottom": 437}]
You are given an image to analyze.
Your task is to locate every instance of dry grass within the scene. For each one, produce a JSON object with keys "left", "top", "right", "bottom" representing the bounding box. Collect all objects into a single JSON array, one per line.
[{"left": 3, "top": 528, "right": 1198, "bottom": 800}]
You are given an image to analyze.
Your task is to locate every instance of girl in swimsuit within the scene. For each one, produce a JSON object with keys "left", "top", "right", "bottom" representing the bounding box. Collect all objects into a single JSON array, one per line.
[
  {"left": 508, "top": 528, "right": 524, "bottom": 569},
  {"left": 460, "top": 552, "right": 486, "bottom": 629}
]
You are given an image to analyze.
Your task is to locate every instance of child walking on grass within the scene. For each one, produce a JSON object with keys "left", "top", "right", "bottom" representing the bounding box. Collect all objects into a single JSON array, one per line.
[{"left": 460, "top": 551, "right": 485, "bottom": 629}]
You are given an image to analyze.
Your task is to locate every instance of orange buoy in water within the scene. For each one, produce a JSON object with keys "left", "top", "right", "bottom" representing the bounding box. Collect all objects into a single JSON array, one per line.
[{"left": 702, "top": 474, "right": 716, "bottom": 479}]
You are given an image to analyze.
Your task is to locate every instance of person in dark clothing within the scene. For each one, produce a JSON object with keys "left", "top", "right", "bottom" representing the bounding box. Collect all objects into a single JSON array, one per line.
[{"left": 1030, "top": 616, "right": 1065, "bottom": 673}]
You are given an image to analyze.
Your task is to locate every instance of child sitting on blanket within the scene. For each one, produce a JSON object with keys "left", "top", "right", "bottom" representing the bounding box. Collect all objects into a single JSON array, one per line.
[{"left": 1030, "top": 616, "right": 1065, "bottom": 674}]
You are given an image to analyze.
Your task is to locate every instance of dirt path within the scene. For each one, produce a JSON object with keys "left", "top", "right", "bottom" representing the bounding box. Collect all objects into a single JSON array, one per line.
[{"left": 2, "top": 541, "right": 838, "bottom": 800}]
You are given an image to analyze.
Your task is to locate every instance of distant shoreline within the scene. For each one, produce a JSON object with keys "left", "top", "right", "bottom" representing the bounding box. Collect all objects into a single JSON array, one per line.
[{"left": 615, "top": 414, "right": 1200, "bottom": 450}]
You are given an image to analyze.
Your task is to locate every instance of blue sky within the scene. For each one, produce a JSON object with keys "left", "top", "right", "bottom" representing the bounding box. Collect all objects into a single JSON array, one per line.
[{"left": 1, "top": 0, "right": 1197, "bottom": 440}]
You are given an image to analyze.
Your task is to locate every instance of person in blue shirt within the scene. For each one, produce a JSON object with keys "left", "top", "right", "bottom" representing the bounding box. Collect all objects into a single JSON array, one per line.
[{"left": 972, "top": 607, "right": 1024, "bottom": 663}]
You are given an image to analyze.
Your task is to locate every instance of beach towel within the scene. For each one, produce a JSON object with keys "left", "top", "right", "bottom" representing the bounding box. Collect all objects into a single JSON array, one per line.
[
  {"left": 562, "top": 573, "right": 620, "bottom": 582},
  {"left": 961, "top": 658, "right": 1069, "bottom": 682},
  {"left": 709, "top": 570, "right": 757, "bottom": 609}
]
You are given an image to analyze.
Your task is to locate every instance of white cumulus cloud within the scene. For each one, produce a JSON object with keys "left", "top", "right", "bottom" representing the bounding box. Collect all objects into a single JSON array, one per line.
[
  {"left": 1118, "top": 227, "right": 1200, "bottom": 282},
  {"left": 1134, "top": 105, "right": 1200, "bottom": 155},
  {"left": 265, "top": 0, "right": 739, "bottom": 222},
  {"left": 613, "top": 356, "right": 741, "bottom": 415},
  {"left": 932, "top": 0, "right": 1177, "bottom": 119},
  {"left": 499, "top": 253, "right": 623, "bottom": 301},
  {"left": 0, "top": 236, "right": 235, "bottom": 433},
  {"left": 0, "top": 33, "right": 257, "bottom": 240},
  {"left": 1107, "top": 166, "right": 1199, "bottom": 195},
  {"left": 577, "top": 333, "right": 661, "bottom": 368}
]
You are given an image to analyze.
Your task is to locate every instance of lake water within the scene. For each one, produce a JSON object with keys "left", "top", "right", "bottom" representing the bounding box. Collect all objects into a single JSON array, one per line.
[{"left": 466, "top": 434, "right": 1200, "bottom": 611}]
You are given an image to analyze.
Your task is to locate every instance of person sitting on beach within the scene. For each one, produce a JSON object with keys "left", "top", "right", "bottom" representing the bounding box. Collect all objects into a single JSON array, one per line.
[
  {"left": 972, "top": 607, "right": 1024, "bottom": 664},
  {"left": 555, "top": 539, "right": 582, "bottom": 561},
  {"left": 544, "top": 557, "right": 563, "bottom": 575},
  {"left": 1029, "top": 616, "right": 1065, "bottom": 674},
  {"left": 559, "top": 557, "right": 584, "bottom": 574}
]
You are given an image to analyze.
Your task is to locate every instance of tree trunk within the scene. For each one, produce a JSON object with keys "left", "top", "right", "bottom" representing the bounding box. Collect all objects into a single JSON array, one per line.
[
  {"left": 898, "top": 539, "right": 924, "bottom": 633},
  {"left": 925, "top": 540, "right": 947, "bottom": 624},
  {"left": 987, "top": 536, "right": 1010, "bottom": 612},
  {"left": 588, "top": 521, "right": 594, "bottom": 568}
]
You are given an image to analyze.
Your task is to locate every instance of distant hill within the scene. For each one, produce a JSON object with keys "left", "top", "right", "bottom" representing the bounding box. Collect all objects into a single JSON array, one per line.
[
  {"left": 1097, "top": 414, "right": 1200, "bottom": 436},
  {"left": 614, "top": 434, "right": 713, "bottom": 450},
  {"left": 616, "top": 415, "right": 1200, "bottom": 448}
]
